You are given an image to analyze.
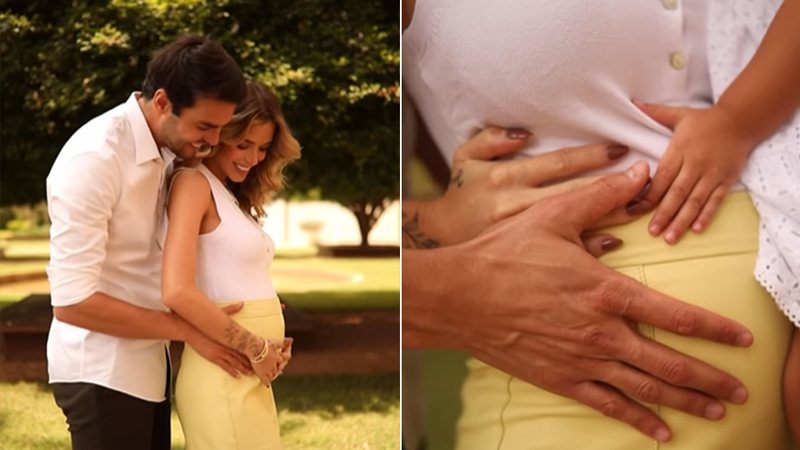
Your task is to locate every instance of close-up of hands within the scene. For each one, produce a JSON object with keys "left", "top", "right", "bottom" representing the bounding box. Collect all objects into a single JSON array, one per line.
[
  {"left": 405, "top": 126, "right": 652, "bottom": 256},
  {"left": 636, "top": 101, "right": 758, "bottom": 244},
  {"left": 252, "top": 338, "right": 288, "bottom": 388}
]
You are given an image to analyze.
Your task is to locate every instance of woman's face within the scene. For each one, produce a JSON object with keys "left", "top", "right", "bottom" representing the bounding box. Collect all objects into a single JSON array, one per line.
[{"left": 206, "top": 120, "right": 275, "bottom": 183}]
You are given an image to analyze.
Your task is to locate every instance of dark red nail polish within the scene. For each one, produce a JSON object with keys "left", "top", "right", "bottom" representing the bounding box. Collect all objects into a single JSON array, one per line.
[
  {"left": 606, "top": 145, "right": 629, "bottom": 160},
  {"left": 626, "top": 200, "right": 653, "bottom": 215},
  {"left": 506, "top": 128, "right": 532, "bottom": 140},
  {"left": 634, "top": 179, "right": 652, "bottom": 200},
  {"left": 600, "top": 238, "right": 623, "bottom": 251}
]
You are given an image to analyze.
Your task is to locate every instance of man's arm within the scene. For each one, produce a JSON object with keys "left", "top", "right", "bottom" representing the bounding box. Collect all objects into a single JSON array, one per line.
[
  {"left": 46, "top": 151, "right": 249, "bottom": 375},
  {"left": 403, "top": 162, "right": 753, "bottom": 443}
]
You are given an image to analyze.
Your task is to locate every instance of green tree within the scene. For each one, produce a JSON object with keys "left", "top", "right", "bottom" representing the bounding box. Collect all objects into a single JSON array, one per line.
[{"left": 0, "top": 0, "right": 399, "bottom": 246}]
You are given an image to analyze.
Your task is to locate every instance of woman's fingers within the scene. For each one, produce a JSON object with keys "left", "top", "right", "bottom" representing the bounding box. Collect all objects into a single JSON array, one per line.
[
  {"left": 581, "top": 233, "right": 623, "bottom": 257},
  {"left": 502, "top": 144, "right": 628, "bottom": 186},
  {"left": 452, "top": 126, "right": 532, "bottom": 164}
]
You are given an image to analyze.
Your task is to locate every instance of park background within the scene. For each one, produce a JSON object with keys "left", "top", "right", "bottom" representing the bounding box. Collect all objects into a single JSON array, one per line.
[{"left": 0, "top": 1, "right": 400, "bottom": 449}]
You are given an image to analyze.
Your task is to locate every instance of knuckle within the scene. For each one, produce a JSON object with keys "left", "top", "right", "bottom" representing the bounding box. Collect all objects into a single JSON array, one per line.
[
  {"left": 670, "top": 307, "right": 698, "bottom": 335},
  {"left": 488, "top": 166, "right": 511, "bottom": 188},
  {"left": 592, "top": 278, "right": 631, "bottom": 315},
  {"left": 582, "top": 326, "right": 613, "bottom": 351},
  {"left": 655, "top": 167, "right": 675, "bottom": 182},
  {"left": 683, "top": 395, "right": 708, "bottom": 415},
  {"left": 659, "top": 358, "right": 688, "bottom": 384},
  {"left": 633, "top": 379, "right": 660, "bottom": 402},
  {"left": 553, "top": 151, "right": 572, "bottom": 172},
  {"left": 686, "top": 195, "right": 705, "bottom": 211},
  {"left": 669, "top": 183, "right": 690, "bottom": 199},
  {"left": 599, "top": 398, "right": 623, "bottom": 418},
  {"left": 595, "top": 175, "right": 617, "bottom": 194}
]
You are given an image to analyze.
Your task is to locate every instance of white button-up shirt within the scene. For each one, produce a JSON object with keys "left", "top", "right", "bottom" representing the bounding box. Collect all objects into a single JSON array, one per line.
[{"left": 46, "top": 92, "right": 176, "bottom": 401}]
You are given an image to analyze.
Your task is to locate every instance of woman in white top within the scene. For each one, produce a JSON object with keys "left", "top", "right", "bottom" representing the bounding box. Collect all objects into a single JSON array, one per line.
[{"left": 161, "top": 81, "right": 301, "bottom": 449}]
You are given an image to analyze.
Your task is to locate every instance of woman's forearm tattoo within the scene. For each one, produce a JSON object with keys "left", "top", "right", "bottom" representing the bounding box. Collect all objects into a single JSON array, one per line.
[{"left": 402, "top": 210, "right": 441, "bottom": 249}]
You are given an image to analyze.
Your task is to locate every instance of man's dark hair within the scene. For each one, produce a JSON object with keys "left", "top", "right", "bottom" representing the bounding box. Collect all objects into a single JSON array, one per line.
[{"left": 142, "top": 35, "right": 246, "bottom": 116}]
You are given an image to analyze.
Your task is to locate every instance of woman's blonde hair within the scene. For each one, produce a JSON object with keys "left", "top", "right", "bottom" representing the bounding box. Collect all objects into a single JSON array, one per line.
[{"left": 215, "top": 80, "right": 301, "bottom": 219}]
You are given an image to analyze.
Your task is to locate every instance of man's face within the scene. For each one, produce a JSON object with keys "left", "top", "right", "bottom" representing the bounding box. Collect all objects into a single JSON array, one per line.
[{"left": 156, "top": 93, "right": 236, "bottom": 160}]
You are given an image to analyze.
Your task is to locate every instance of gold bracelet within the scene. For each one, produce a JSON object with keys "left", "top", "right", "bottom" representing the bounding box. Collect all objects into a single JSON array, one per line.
[{"left": 250, "top": 337, "right": 269, "bottom": 363}]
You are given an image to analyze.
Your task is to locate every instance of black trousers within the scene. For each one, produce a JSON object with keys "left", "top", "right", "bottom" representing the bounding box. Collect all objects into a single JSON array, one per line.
[{"left": 52, "top": 365, "right": 171, "bottom": 450}]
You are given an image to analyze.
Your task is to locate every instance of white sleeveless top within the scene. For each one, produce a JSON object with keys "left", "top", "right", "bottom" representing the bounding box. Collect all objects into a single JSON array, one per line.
[{"left": 159, "top": 164, "right": 277, "bottom": 303}]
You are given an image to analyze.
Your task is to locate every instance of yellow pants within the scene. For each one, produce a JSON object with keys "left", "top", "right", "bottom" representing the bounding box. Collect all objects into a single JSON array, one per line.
[
  {"left": 176, "top": 299, "right": 285, "bottom": 450},
  {"left": 456, "top": 192, "right": 794, "bottom": 450}
]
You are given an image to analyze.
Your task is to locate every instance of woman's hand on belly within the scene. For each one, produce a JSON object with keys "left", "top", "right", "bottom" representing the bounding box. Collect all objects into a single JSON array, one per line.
[{"left": 403, "top": 126, "right": 648, "bottom": 254}]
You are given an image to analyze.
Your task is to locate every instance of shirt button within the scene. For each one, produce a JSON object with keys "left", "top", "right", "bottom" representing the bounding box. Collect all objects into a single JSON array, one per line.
[
  {"left": 669, "top": 52, "right": 686, "bottom": 70},
  {"left": 662, "top": 0, "right": 678, "bottom": 10}
]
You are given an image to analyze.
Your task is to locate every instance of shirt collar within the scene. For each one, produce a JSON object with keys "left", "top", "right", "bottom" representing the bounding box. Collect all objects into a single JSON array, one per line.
[{"left": 124, "top": 92, "right": 165, "bottom": 166}]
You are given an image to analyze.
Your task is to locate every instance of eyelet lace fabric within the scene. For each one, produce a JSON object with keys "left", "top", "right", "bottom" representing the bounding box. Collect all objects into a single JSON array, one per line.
[{"left": 709, "top": 0, "right": 800, "bottom": 327}]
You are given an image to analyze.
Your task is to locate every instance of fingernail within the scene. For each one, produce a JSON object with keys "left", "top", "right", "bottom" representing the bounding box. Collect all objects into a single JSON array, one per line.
[
  {"left": 600, "top": 238, "right": 623, "bottom": 251},
  {"left": 635, "top": 179, "right": 652, "bottom": 199},
  {"left": 692, "top": 222, "right": 703, "bottom": 232},
  {"left": 648, "top": 223, "right": 661, "bottom": 236},
  {"left": 625, "top": 161, "right": 648, "bottom": 179},
  {"left": 506, "top": 128, "right": 531, "bottom": 140},
  {"left": 731, "top": 387, "right": 748, "bottom": 404},
  {"left": 664, "top": 231, "right": 677, "bottom": 244},
  {"left": 704, "top": 402, "right": 724, "bottom": 420},
  {"left": 737, "top": 332, "right": 753, "bottom": 347},
  {"left": 606, "top": 145, "right": 629, "bottom": 160},
  {"left": 654, "top": 428, "right": 670, "bottom": 443},
  {"left": 625, "top": 200, "right": 653, "bottom": 215}
]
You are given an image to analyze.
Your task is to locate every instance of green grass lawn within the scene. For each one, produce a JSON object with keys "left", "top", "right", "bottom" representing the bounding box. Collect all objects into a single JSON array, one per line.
[{"left": 0, "top": 374, "right": 399, "bottom": 450}]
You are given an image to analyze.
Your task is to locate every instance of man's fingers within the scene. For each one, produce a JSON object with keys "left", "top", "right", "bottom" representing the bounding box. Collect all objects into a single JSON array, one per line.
[
  {"left": 581, "top": 233, "right": 623, "bottom": 257},
  {"left": 607, "top": 279, "right": 753, "bottom": 348},
  {"left": 601, "top": 361, "right": 727, "bottom": 420},
  {"left": 571, "top": 381, "right": 672, "bottom": 442},
  {"left": 453, "top": 126, "right": 532, "bottom": 163},
  {"left": 541, "top": 161, "right": 650, "bottom": 233},
  {"left": 623, "top": 337, "right": 748, "bottom": 406},
  {"left": 503, "top": 144, "right": 628, "bottom": 186}
]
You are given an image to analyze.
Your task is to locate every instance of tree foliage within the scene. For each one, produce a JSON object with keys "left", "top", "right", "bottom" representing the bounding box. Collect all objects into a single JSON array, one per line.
[{"left": 0, "top": 0, "right": 399, "bottom": 245}]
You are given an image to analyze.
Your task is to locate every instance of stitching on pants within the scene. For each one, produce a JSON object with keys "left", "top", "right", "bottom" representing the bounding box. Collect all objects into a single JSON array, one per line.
[
  {"left": 639, "top": 264, "right": 659, "bottom": 450},
  {"left": 496, "top": 375, "right": 513, "bottom": 450}
]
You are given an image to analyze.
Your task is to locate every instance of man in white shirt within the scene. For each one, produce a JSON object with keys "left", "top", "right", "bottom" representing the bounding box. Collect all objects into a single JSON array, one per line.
[{"left": 46, "top": 35, "right": 248, "bottom": 450}]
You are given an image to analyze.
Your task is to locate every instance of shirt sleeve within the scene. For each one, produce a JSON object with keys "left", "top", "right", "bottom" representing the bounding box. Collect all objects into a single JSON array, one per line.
[{"left": 46, "top": 151, "right": 122, "bottom": 306}]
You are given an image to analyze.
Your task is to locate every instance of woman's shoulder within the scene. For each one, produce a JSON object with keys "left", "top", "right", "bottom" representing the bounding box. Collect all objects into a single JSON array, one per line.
[{"left": 169, "top": 166, "right": 213, "bottom": 199}]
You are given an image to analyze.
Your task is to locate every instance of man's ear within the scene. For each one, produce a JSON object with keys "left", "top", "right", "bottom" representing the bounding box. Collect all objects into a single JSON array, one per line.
[{"left": 152, "top": 89, "right": 173, "bottom": 115}]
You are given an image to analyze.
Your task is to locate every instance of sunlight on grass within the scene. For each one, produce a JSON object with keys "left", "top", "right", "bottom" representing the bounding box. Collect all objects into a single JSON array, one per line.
[{"left": 0, "top": 375, "right": 399, "bottom": 450}]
